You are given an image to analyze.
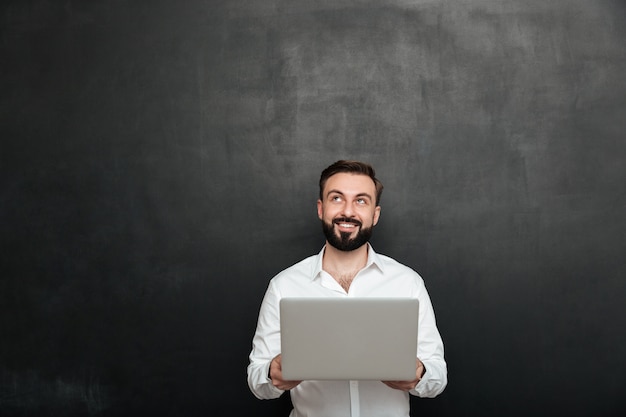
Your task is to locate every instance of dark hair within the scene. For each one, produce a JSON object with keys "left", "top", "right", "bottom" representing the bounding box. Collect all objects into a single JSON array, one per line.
[{"left": 319, "top": 160, "right": 384, "bottom": 205}]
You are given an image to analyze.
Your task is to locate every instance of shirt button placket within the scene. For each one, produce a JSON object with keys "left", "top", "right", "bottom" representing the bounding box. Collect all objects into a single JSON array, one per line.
[{"left": 349, "top": 380, "right": 360, "bottom": 417}]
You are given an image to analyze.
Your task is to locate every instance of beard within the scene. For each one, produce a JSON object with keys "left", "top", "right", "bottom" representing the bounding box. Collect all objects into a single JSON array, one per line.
[{"left": 321, "top": 217, "right": 373, "bottom": 252}]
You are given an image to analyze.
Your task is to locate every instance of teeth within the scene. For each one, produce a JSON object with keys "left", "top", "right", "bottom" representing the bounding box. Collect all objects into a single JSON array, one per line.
[{"left": 339, "top": 223, "right": 356, "bottom": 228}]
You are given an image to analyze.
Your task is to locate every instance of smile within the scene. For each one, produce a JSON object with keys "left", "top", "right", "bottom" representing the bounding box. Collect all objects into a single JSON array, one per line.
[{"left": 333, "top": 218, "right": 362, "bottom": 230}]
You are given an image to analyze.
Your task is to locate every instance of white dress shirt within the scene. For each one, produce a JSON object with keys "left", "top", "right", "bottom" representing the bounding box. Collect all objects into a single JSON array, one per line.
[{"left": 247, "top": 244, "right": 447, "bottom": 417}]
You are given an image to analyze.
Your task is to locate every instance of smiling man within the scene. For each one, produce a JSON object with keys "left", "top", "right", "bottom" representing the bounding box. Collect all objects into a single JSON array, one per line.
[{"left": 247, "top": 160, "right": 447, "bottom": 417}]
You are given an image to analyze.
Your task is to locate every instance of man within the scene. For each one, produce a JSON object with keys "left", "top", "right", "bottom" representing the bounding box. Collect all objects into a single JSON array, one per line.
[{"left": 247, "top": 160, "right": 447, "bottom": 416}]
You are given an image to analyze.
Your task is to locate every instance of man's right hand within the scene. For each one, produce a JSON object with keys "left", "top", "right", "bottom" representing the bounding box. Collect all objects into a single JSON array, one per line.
[{"left": 269, "top": 354, "right": 302, "bottom": 391}]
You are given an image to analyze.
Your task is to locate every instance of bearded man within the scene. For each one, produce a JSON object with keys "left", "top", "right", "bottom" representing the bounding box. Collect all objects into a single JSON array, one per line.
[{"left": 247, "top": 160, "right": 447, "bottom": 417}]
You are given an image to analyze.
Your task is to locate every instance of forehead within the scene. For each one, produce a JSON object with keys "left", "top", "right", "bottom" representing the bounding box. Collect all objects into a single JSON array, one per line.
[{"left": 323, "top": 173, "right": 377, "bottom": 197}]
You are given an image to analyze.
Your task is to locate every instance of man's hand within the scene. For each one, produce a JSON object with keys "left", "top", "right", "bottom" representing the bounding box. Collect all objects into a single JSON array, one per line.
[
  {"left": 382, "top": 358, "right": 425, "bottom": 392},
  {"left": 269, "top": 354, "right": 302, "bottom": 391}
]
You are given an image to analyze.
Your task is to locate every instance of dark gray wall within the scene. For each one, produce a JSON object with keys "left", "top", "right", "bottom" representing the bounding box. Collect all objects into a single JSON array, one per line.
[{"left": 1, "top": 0, "right": 625, "bottom": 416}]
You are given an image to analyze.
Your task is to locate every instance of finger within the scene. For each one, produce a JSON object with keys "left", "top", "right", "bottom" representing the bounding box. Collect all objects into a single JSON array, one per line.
[
  {"left": 382, "top": 381, "right": 400, "bottom": 390},
  {"left": 382, "top": 380, "right": 415, "bottom": 392},
  {"left": 276, "top": 379, "right": 302, "bottom": 391}
]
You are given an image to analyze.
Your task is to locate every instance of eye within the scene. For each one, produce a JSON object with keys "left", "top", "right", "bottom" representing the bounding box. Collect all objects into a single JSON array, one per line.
[
  {"left": 356, "top": 198, "right": 368, "bottom": 205},
  {"left": 331, "top": 195, "right": 342, "bottom": 202}
]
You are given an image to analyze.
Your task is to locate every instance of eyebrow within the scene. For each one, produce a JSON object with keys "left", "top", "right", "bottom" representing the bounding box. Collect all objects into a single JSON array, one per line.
[{"left": 326, "top": 189, "right": 373, "bottom": 201}]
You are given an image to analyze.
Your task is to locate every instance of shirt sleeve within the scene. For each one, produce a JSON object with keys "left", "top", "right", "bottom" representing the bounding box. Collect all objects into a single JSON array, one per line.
[
  {"left": 247, "top": 280, "right": 286, "bottom": 399},
  {"left": 410, "top": 281, "right": 448, "bottom": 398}
]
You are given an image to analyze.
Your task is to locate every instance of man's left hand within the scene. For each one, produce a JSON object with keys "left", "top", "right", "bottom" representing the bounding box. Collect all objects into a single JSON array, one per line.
[{"left": 382, "top": 358, "right": 425, "bottom": 392}]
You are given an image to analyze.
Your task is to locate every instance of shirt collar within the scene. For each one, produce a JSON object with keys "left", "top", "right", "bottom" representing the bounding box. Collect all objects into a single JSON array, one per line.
[{"left": 311, "top": 243, "right": 385, "bottom": 280}]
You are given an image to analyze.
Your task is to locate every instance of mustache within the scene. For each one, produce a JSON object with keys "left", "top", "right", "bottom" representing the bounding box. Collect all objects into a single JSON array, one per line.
[{"left": 332, "top": 217, "right": 362, "bottom": 227}]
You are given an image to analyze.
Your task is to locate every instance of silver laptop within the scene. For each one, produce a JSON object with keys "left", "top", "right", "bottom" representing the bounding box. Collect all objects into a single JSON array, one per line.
[{"left": 280, "top": 297, "right": 419, "bottom": 381}]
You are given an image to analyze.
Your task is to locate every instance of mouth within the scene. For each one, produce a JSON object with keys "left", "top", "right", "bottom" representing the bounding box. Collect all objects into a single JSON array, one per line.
[{"left": 333, "top": 218, "right": 362, "bottom": 232}]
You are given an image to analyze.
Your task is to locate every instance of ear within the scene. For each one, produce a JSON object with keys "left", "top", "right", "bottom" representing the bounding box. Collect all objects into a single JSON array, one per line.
[
  {"left": 373, "top": 206, "right": 381, "bottom": 226},
  {"left": 317, "top": 199, "right": 323, "bottom": 220}
]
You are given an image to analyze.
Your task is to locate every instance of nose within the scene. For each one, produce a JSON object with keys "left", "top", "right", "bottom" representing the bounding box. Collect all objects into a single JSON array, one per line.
[{"left": 340, "top": 201, "right": 355, "bottom": 217}]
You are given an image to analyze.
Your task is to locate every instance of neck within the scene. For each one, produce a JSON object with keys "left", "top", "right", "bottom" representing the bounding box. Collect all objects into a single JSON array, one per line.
[{"left": 322, "top": 243, "right": 369, "bottom": 275}]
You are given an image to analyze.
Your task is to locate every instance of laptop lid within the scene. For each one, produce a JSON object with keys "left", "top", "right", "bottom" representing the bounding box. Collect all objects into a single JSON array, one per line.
[{"left": 280, "top": 297, "right": 419, "bottom": 381}]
